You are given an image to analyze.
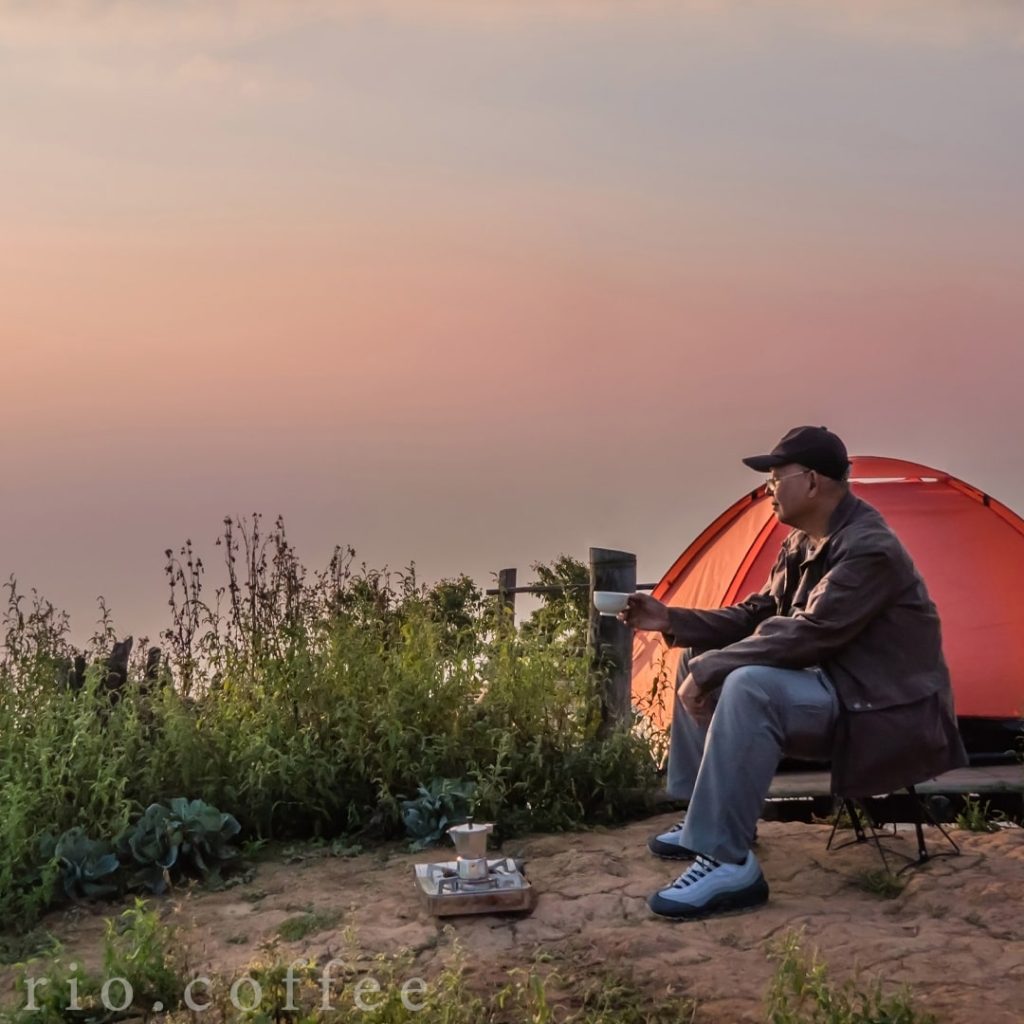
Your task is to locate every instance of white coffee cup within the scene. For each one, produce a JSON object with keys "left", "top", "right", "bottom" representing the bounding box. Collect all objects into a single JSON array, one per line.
[{"left": 593, "top": 591, "right": 631, "bottom": 615}]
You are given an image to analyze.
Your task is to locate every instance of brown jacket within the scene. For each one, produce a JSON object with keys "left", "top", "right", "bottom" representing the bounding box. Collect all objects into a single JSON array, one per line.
[{"left": 664, "top": 491, "right": 968, "bottom": 797}]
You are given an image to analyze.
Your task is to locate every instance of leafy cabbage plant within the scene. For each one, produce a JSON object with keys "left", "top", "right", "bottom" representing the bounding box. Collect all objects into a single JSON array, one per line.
[
  {"left": 400, "top": 778, "right": 477, "bottom": 852},
  {"left": 53, "top": 827, "right": 120, "bottom": 900},
  {"left": 116, "top": 799, "right": 241, "bottom": 894}
]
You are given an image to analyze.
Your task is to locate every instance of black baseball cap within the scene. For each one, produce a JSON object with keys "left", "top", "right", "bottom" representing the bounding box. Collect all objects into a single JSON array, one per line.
[{"left": 742, "top": 426, "right": 850, "bottom": 481}]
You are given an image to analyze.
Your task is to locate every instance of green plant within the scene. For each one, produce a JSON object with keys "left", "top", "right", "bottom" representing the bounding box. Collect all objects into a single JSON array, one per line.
[
  {"left": 519, "top": 555, "right": 591, "bottom": 657},
  {"left": 114, "top": 799, "right": 240, "bottom": 894},
  {"left": 766, "top": 930, "right": 935, "bottom": 1024},
  {"left": 815, "top": 803, "right": 857, "bottom": 830},
  {"left": 9, "top": 923, "right": 698, "bottom": 1024},
  {"left": 102, "top": 900, "right": 184, "bottom": 1013},
  {"left": 276, "top": 909, "right": 342, "bottom": 942},
  {"left": 166, "top": 796, "right": 242, "bottom": 874},
  {"left": 229, "top": 942, "right": 687, "bottom": 1024},
  {"left": 115, "top": 803, "right": 182, "bottom": 894},
  {"left": 241, "top": 836, "right": 269, "bottom": 858},
  {"left": 0, "top": 522, "right": 661, "bottom": 930},
  {"left": 10, "top": 900, "right": 185, "bottom": 1024},
  {"left": 400, "top": 778, "right": 477, "bottom": 851},
  {"left": 955, "top": 794, "right": 1005, "bottom": 833},
  {"left": 8, "top": 951, "right": 94, "bottom": 1024},
  {"left": 504, "top": 962, "right": 694, "bottom": 1024},
  {"left": 328, "top": 839, "right": 364, "bottom": 857},
  {"left": 52, "top": 827, "right": 120, "bottom": 900},
  {"left": 0, "top": 929, "right": 57, "bottom": 967},
  {"left": 852, "top": 869, "right": 906, "bottom": 900}
]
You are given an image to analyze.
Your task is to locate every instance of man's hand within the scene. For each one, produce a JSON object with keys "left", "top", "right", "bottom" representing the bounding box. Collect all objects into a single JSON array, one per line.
[
  {"left": 618, "top": 593, "right": 671, "bottom": 633},
  {"left": 677, "top": 672, "right": 712, "bottom": 725}
]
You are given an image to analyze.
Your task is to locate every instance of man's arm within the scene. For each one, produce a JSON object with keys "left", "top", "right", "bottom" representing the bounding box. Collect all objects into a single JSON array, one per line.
[
  {"left": 621, "top": 587, "right": 776, "bottom": 648},
  {"left": 663, "top": 593, "right": 777, "bottom": 650},
  {"left": 623, "top": 546, "right": 784, "bottom": 648},
  {"left": 686, "top": 548, "right": 901, "bottom": 693}
]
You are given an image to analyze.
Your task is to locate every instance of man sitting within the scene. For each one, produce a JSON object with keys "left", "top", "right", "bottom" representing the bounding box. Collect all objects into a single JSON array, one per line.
[{"left": 623, "top": 426, "right": 967, "bottom": 920}]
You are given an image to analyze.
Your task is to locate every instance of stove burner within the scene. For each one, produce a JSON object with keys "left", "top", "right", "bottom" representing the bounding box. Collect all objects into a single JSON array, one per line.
[
  {"left": 414, "top": 857, "right": 534, "bottom": 916},
  {"left": 437, "top": 873, "right": 499, "bottom": 894}
]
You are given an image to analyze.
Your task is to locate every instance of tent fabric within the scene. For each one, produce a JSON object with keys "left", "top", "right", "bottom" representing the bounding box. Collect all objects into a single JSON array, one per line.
[{"left": 632, "top": 456, "right": 1024, "bottom": 731}]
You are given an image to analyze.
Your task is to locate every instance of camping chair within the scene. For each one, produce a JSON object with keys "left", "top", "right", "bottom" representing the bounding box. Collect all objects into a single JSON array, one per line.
[{"left": 826, "top": 785, "right": 960, "bottom": 875}]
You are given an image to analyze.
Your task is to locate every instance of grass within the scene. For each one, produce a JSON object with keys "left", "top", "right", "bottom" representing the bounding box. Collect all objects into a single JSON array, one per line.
[
  {"left": 851, "top": 869, "right": 906, "bottom": 900},
  {"left": 954, "top": 794, "right": 1006, "bottom": 833},
  {"left": 5, "top": 900, "right": 186, "bottom": 1022},
  {"left": 276, "top": 909, "right": 342, "bottom": 942},
  {"left": 0, "top": 524, "right": 661, "bottom": 929},
  {"left": 3, "top": 903, "right": 694, "bottom": 1024},
  {"left": 8, "top": 908, "right": 943, "bottom": 1024},
  {"left": 816, "top": 803, "right": 857, "bottom": 831},
  {"left": 0, "top": 930, "right": 57, "bottom": 967},
  {"left": 766, "top": 931, "right": 935, "bottom": 1024}
]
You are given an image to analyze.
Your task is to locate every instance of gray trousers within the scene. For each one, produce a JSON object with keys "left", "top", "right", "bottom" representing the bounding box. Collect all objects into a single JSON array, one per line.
[{"left": 667, "top": 651, "right": 839, "bottom": 864}]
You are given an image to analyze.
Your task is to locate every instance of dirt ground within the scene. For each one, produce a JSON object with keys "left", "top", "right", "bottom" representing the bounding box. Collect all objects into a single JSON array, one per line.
[{"left": 4, "top": 816, "right": 1024, "bottom": 1022}]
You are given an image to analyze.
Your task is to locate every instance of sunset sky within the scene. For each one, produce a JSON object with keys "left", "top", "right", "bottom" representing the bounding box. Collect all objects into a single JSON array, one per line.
[{"left": 3, "top": 1, "right": 1024, "bottom": 645}]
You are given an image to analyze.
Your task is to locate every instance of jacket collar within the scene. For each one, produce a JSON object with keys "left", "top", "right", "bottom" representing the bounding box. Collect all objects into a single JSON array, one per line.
[
  {"left": 798, "top": 490, "right": 860, "bottom": 565},
  {"left": 825, "top": 489, "right": 860, "bottom": 536}
]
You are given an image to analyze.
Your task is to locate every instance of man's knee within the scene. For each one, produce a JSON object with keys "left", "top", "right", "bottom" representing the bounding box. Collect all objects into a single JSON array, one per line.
[{"left": 719, "top": 665, "right": 777, "bottom": 706}]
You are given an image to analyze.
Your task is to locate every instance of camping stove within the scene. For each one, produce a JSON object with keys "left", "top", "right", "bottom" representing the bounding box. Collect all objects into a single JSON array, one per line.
[{"left": 414, "top": 820, "right": 534, "bottom": 916}]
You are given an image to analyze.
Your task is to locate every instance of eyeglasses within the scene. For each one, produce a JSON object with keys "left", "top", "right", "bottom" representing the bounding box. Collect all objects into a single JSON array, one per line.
[{"left": 765, "top": 468, "right": 812, "bottom": 494}]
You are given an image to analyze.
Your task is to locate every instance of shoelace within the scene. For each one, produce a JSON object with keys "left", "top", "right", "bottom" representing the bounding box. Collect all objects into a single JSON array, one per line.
[{"left": 671, "top": 854, "right": 721, "bottom": 888}]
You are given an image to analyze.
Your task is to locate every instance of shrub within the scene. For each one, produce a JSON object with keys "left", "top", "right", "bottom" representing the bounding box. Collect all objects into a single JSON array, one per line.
[{"left": 0, "top": 527, "right": 661, "bottom": 929}]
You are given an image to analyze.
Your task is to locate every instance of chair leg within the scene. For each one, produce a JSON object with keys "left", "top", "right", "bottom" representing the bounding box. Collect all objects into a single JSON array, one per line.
[
  {"left": 848, "top": 800, "right": 867, "bottom": 843},
  {"left": 827, "top": 798, "right": 862, "bottom": 850},
  {"left": 855, "top": 800, "right": 896, "bottom": 875},
  {"left": 826, "top": 788, "right": 960, "bottom": 876},
  {"left": 896, "top": 785, "right": 960, "bottom": 874},
  {"left": 827, "top": 799, "right": 893, "bottom": 873}
]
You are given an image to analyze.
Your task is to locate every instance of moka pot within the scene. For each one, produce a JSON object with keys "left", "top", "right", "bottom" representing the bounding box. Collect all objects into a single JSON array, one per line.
[{"left": 448, "top": 820, "right": 493, "bottom": 882}]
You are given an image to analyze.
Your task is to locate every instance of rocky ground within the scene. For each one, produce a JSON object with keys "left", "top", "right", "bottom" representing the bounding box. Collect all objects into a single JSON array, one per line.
[{"left": 4, "top": 816, "right": 1024, "bottom": 1022}]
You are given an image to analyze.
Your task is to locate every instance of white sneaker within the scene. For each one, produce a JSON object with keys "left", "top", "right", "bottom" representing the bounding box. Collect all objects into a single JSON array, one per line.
[
  {"left": 647, "top": 822, "right": 696, "bottom": 860},
  {"left": 648, "top": 851, "right": 769, "bottom": 920}
]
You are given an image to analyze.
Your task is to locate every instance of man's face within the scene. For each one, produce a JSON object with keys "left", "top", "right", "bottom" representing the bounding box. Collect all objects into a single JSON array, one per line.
[{"left": 766, "top": 463, "right": 814, "bottom": 525}]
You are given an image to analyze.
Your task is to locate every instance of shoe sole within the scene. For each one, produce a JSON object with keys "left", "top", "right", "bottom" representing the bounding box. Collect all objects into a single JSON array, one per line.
[
  {"left": 647, "top": 877, "right": 770, "bottom": 921},
  {"left": 646, "top": 833, "right": 759, "bottom": 861},
  {"left": 648, "top": 844, "right": 696, "bottom": 861}
]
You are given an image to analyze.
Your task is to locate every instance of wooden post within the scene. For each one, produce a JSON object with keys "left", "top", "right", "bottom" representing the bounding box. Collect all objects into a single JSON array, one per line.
[
  {"left": 588, "top": 548, "right": 636, "bottom": 734},
  {"left": 497, "top": 567, "right": 517, "bottom": 626}
]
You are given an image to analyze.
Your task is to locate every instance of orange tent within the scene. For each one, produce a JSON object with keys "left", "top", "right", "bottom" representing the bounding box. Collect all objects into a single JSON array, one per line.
[{"left": 632, "top": 456, "right": 1024, "bottom": 753}]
